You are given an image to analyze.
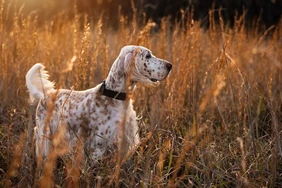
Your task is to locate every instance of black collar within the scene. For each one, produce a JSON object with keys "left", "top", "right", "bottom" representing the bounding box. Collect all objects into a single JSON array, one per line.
[{"left": 99, "top": 81, "right": 127, "bottom": 101}]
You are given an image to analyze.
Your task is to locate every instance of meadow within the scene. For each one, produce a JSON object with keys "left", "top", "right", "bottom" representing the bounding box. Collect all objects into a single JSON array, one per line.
[{"left": 0, "top": 2, "right": 282, "bottom": 187}]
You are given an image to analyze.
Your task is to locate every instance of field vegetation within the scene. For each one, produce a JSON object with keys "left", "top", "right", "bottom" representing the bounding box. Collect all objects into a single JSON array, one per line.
[{"left": 0, "top": 1, "right": 282, "bottom": 187}]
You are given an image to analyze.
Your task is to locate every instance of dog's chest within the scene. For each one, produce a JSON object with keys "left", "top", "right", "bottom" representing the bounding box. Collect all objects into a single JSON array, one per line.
[{"left": 60, "top": 95, "right": 136, "bottom": 141}]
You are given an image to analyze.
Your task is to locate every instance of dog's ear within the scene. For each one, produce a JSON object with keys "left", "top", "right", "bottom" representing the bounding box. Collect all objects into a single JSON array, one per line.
[
  {"left": 117, "top": 51, "right": 133, "bottom": 76},
  {"left": 116, "top": 46, "right": 137, "bottom": 76},
  {"left": 117, "top": 55, "right": 125, "bottom": 75},
  {"left": 124, "top": 52, "right": 133, "bottom": 73}
]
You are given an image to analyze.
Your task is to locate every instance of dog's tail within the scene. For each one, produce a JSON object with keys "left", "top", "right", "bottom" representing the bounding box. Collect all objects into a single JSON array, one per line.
[{"left": 26, "top": 63, "right": 55, "bottom": 103}]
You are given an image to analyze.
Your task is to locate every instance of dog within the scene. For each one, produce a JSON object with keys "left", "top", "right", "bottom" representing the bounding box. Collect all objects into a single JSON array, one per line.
[{"left": 26, "top": 45, "right": 172, "bottom": 161}]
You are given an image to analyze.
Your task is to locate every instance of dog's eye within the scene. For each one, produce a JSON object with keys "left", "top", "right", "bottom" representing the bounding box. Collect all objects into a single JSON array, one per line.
[{"left": 145, "top": 53, "right": 151, "bottom": 59}]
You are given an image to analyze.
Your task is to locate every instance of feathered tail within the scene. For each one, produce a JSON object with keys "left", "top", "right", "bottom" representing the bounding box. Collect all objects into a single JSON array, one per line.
[{"left": 26, "top": 63, "right": 55, "bottom": 103}]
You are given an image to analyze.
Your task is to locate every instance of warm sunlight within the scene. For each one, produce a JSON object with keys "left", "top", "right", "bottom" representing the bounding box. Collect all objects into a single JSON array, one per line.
[{"left": 1, "top": 0, "right": 282, "bottom": 187}]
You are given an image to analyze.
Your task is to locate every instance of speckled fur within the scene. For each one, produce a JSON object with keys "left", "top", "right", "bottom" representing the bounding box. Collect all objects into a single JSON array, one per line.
[{"left": 26, "top": 45, "right": 172, "bottom": 160}]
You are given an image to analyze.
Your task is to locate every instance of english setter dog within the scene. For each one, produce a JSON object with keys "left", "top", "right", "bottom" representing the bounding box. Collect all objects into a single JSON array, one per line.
[{"left": 26, "top": 45, "right": 172, "bottom": 161}]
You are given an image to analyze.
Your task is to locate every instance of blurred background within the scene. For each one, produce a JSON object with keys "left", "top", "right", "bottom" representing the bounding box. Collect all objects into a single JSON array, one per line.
[
  {"left": 1, "top": 1, "right": 282, "bottom": 187},
  {"left": 4, "top": 0, "right": 282, "bottom": 30}
]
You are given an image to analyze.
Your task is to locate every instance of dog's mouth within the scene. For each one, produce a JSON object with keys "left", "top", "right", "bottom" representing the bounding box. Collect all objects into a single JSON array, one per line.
[{"left": 150, "top": 78, "right": 158, "bottom": 83}]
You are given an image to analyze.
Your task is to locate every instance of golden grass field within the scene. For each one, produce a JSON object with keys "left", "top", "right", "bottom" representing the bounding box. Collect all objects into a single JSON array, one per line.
[{"left": 0, "top": 1, "right": 282, "bottom": 187}]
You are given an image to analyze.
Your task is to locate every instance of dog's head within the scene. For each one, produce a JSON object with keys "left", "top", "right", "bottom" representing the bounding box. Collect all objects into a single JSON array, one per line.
[{"left": 119, "top": 45, "right": 172, "bottom": 85}]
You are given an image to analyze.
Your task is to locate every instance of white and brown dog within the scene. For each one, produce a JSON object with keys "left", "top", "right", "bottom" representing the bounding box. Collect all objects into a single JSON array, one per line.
[{"left": 26, "top": 45, "right": 172, "bottom": 160}]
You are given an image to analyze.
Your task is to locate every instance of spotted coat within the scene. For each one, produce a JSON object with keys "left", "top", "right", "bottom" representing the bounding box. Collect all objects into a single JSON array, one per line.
[{"left": 26, "top": 45, "right": 172, "bottom": 160}]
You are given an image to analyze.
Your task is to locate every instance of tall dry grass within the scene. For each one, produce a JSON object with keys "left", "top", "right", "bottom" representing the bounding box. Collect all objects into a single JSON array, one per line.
[{"left": 0, "top": 1, "right": 282, "bottom": 187}]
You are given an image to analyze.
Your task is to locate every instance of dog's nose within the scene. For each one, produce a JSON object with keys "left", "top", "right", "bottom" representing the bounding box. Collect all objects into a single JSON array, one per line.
[{"left": 166, "top": 63, "right": 172, "bottom": 71}]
